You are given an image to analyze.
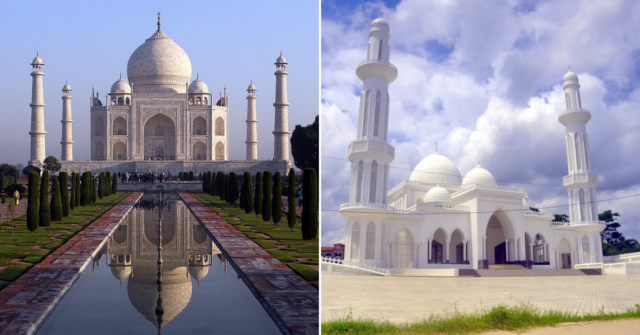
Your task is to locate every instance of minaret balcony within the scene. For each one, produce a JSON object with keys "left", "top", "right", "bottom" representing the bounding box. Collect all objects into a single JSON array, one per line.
[
  {"left": 558, "top": 108, "right": 591, "bottom": 125},
  {"left": 563, "top": 172, "right": 598, "bottom": 187},
  {"left": 356, "top": 59, "right": 398, "bottom": 82},
  {"left": 339, "top": 202, "right": 399, "bottom": 216},
  {"left": 348, "top": 139, "right": 394, "bottom": 161}
]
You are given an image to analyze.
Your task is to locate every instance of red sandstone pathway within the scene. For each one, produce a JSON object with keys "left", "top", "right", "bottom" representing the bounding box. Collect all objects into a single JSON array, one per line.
[
  {"left": 0, "top": 201, "right": 26, "bottom": 223},
  {"left": 0, "top": 192, "right": 143, "bottom": 335},
  {"left": 178, "top": 192, "right": 318, "bottom": 335}
]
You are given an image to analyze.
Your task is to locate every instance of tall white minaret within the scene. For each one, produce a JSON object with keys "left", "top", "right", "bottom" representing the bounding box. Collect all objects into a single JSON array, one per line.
[
  {"left": 29, "top": 53, "right": 46, "bottom": 167},
  {"left": 61, "top": 82, "right": 73, "bottom": 161},
  {"left": 559, "top": 68, "right": 599, "bottom": 223},
  {"left": 246, "top": 81, "right": 258, "bottom": 160},
  {"left": 348, "top": 15, "right": 397, "bottom": 205},
  {"left": 273, "top": 52, "right": 290, "bottom": 161}
]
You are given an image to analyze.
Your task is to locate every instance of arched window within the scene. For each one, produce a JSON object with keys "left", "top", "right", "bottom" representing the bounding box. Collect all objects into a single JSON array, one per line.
[
  {"left": 351, "top": 222, "right": 360, "bottom": 260},
  {"left": 384, "top": 93, "right": 390, "bottom": 140},
  {"left": 373, "top": 91, "right": 381, "bottom": 137},
  {"left": 215, "top": 117, "right": 225, "bottom": 136},
  {"left": 125, "top": 97, "right": 130, "bottom": 105},
  {"left": 112, "top": 116, "right": 127, "bottom": 136},
  {"left": 377, "top": 39, "right": 383, "bottom": 60},
  {"left": 155, "top": 125, "right": 164, "bottom": 136},
  {"left": 579, "top": 188, "right": 586, "bottom": 221},
  {"left": 204, "top": 97, "right": 208, "bottom": 105},
  {"left": 189, "top": 98, "right": 194, "bottom": 105},
  {"left": 582, "top": 235, "right": 590, "bottom": 263},
  {"left": 192, "top": 116, "right": 207, "bottom": 136},
  {"left": 574, "top": 133, "right": 582, "bottom": 170},
  {"left": 369, "top": 160, "right": 378, "bottom": 203},
  {"left": 192, "top": 141, "right": 206, "bottom": 160},
  {"left": 215, "top": 142, "right": 225, "bottom": 160},
  {"left": 195, "top": 97, "right": 202, "bottom": 105},
  {"left": 393, "top": 229, "right": 413, "bottom": 269},
  {"left": 356, "top": 161, "right": 364, "bottom": 203},
  {"left": 533, "top": 234, "right": 545, "bottom": 263},
  {"left": 362, "top": 90, "right": 370, "bottom": 138},
  {"left": 117, "top": 97, "right": 124, "bottom": 105},
  {"left": 365, "top": 222, "right": 376, "bottom": 260},
  {"left": 112, "top": 141, "right": 126, "bottom": 160}
]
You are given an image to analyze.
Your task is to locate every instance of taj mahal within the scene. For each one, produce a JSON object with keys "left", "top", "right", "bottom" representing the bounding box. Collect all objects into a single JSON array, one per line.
[
  {"left": 27, "top": 13, "right": 291, "bottom": 175},
  {"left": 340, "top": 17, "right": 606, "bottom": 274}
]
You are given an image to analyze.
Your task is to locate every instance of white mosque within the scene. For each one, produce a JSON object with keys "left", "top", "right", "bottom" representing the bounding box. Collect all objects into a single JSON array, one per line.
[{"left": 340, "top": 16, "right": 605, "bottom": 274}]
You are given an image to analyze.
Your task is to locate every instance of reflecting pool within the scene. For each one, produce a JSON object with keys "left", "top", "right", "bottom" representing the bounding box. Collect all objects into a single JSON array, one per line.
[{"left": 37, "top": 192, "right": 282, "bottom": 334}]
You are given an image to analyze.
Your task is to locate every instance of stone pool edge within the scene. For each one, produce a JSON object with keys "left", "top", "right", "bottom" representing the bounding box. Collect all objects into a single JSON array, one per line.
[
  {"left": 177, "top": 192, "right": 319, "bottom": 335},
  {"left": 0, "top": 192, "right": 144, "bottom": 335}
]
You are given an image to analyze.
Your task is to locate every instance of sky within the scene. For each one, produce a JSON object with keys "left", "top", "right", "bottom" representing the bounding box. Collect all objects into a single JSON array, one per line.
[
  {"left": 0, "top": 0, "right": 319, "bottom": 165},
  {"left": 321, "top": 0, "right": 640, "bottom": 246}
]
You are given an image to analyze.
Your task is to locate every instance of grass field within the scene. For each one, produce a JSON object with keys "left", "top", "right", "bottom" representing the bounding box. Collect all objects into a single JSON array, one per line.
[
  {"left": 322, "top": 302, "right": 640, "bottom": 334},
  {"left": 0, "top": 192, "right": 129, "bottom": 288},
  {"left": 191, "top": 193, "right": 319, "bottom": 288}
]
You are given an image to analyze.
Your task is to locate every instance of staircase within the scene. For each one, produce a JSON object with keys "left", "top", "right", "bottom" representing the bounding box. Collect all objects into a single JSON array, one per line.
[
  {"left": 459, "top": 269, "right": 480, "bottom": 277},
  {"left": 578, "top": 269, "right": 603, "bottom": 275},
  {"left": 488, "top": 264, "right": 527, "bottom": 270}
]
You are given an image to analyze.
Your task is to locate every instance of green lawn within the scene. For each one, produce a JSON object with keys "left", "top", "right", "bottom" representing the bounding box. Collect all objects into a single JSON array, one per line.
[
  {"left": 0, "top": 192, "right": 129, "bottom": 290},
  {"left": 191, "top": 193, "right": 319, "bottom": 286}
]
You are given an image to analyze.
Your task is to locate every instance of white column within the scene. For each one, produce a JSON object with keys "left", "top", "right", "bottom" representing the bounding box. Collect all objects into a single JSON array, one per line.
[
  {"left": 463, "top": 239, "right": 467, "bottom": 262},
  {"left": 530, "top": 245, "right": 534, "bottom": 263},
  {"left": 589, "top": 234, "right": 596, "bottom": 263},
  {"left": 505, "top": 239, "right": 509, "bottom": 262},
  {"left": 245, "top": 83, "right": 258, "bottom": 160},
  {"left": 273, "top": 53, "right": 290, "bottom": 161},
  {"left": 445, "top": 238, "right": 450, "bottom": 263},
  {"left": 515, "top": 238, "right": 520, "bottom": 261},
  {"left": 415, "top": 245, "right": 419, "bottom": 268},
  {"left": 29, "top": 54, "right": 46, "bottom": 167},
  {"left": 427, "top": 238, "right": 432, "bottom": 263},
  {"left": 482, "top": 236, "right": 487, "bottom": 261},
  {"left": 61, "top": 83, "right": 73, "bottom": 161}
]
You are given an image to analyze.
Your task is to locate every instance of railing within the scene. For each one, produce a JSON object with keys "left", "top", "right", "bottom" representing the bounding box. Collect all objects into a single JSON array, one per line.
[
  {"left": 416, "top": 202, "right": 470, "bottom": 211},
  {"left": 339, "top": 202, "right": 413, "bottom": 215},
  {"left": 558, "top": 108, "right": 591, "bottom": 119},
  {"left": 144, "top": 156, "right": 176, "bottom": 161},
  {"left": 550, "top": 220, "right": 606, "bottom": 227},
  {"left": 603, "top": 251, "right": 640, "bottom": 263},
  {"left": 348, "top": 140, "right": 395, "bottom": 158},
  {"left": 563, "top": 172, "right": 598, "bottom": 186},
  {"left": 356, "top": 59, "right": 397, "bottom": 72},
  {"left": 321, "top": 257, "right": 390, "bottom": 276},
  {"left": 575, "top": 262, "right": 604, "bottom": 270},
  {"left": 458, "top": 183, "right": 525, "bottom": 192},
  {"left": 524, "top": 210, "right": 554, "bottom": 218}
]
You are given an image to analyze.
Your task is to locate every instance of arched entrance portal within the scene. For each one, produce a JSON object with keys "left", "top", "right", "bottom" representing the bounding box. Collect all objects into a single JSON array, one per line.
[
  {"left": 485, "top": 211, "right": 516, "bottom": 266},
  {"left": 559, "top": 238, "right": 572, "bottom": 269},
  {"left": 393, "top": 228, "right": 414, "bottom": 269},
  {"left": 144, "top": 114, "right": 176, "bottom": 160}
]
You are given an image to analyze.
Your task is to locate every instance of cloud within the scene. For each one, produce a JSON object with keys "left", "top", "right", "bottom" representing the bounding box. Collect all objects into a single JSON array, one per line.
[{"left": 321, "top": 0, "right": 640, "bottom": 246}]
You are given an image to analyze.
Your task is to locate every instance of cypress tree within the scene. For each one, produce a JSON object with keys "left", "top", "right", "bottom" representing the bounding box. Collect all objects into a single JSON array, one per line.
[
  {"left": 254, "top": 172, "right": 262, "bottom": 217},
  {"left": 202, "top": 172, "right": 209, "bottom": 193},
  {"left": 92, "top": 178, "right": 98, "bottom": 203},
  {"left": 75, "top": 172, "right": 81, "bottom": 208},
  {"left": 27, "top": 172, "right": 39, "bottom": 233},
  {"left": 39, "top": 170, "right": 51, "bottom": 227},
  {"left": 105, "top": 172, "right": 112, "bottom": 196},
  {"left": 243, "top": 172, "right": 253, "bottom": 214},
  {"left": 178, "top": 172, "right": 183, "bottom": 181},
  {"left": 59, "top": 172, "right": 70, "bottom": 217},
  {"left": 0, "top": 174, "right": 4, "bottom": 193},
  {"left": 112, "top": 172, "right": 118, "bottom": 194},
  {"left": 50, "top": 177, "right": 63, "bottom": 221},
  {"left": 223, "top": 174, "right": 229, "bottom": 202},
  {"left": 217, "top": 172, "right": 224, "bottom": 198},
  {"left": 209, "top": 172, "right": 215, "bottom": 196},
  {"left": 81, "top": 172, "right": 91, "bottom": 207},
  {"left": 287, "top": 168, "right": 296, "bottom": 231},
  {"left": 69, "top": 172, "right": 76, "bottom": 211},
  {"left": 98, "top": 173, "right": 104, "bottom": 199},
  {"left": 272, "top": 172, "right": 282, "bottom": 225},
  {"left": 187, "top": 171, "right": 192, "bottom": 181},
  {"left": 228, "top": 172, "right": 239, "bottom": 206},
  {"left": 301, "top": 168, "right": 318, "bottom": 240},
  {"left": 262, "top": 171, "right": 272, "bottom": 222}
]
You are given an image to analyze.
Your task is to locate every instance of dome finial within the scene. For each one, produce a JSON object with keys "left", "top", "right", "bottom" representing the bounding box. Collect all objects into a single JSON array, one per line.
[
  {"left": 568, "top": 65, "right": 571, "bottom": 72},
  {"left": 435, "top": 141, "right": 438, "bottom": 153},
  {"left": 157, "top": 11, "right": 161, "bottom": 29},
  {"left": 380, "top": 11, "right": 383, "bottom": 18},
  {"left": 119, "top": 72, "right": 122, "bottom": 79},
  {"left": 36, "top": 51, "right": 38, "bottom": 56},
  {"left": 197, "top": 72, "right": 199, "bottom": 79}
]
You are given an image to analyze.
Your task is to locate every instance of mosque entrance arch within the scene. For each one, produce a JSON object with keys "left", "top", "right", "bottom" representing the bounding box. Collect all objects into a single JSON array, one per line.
[
  {"left": 559, "top": 238, "right": 572, "bottom": 269},
  {"left": 143, "top": 114, "right": 176, "bottom": 160},
  {"left": 485, "top": 210, "right": 516, "bottom": 265}
]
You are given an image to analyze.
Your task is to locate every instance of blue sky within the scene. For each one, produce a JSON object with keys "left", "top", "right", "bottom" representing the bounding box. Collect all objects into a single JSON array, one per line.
[
  {"left": 0, "top": 0, "right": 319, "bottom": 165},
  {"left": 321, "top": 0, "right": 640, "bottom": 246}
]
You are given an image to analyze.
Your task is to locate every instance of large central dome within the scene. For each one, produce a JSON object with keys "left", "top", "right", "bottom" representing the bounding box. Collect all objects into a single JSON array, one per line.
[
  {"left": 409, "top": 152, "right": 463, "bottom": 186},
  {"left": 127, "top": 19, "right": 192, "bottom": 94}
]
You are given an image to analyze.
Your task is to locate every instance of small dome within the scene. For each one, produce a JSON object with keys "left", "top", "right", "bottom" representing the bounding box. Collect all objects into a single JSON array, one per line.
[
  {"left": 563, "top": 68, "right": 579, "bottom": 85},
  {"left": 32, "top": 54, "right": 44, "bottom": 65},
  {"left": 461, "top": 163, "right": 498, "bottom": 189},
  {"left": 111, "top": 75, "right": 131, "bottom": 94},
  {"left": 110, "top": 265, "right": 131, "bottom": 282},
  {"left": 247, "top": 81, "right": 256, "bottom": 91},
  {"left": 371, "top": 15, "right": 390, "bottom": 33},
  {"left": 275, "top": 51, "right": 287, "bottom": 64},
  {"left": 62, "top": 82, "right": 72, "bottom": 91},
  {"left": 189, "top": 266, "right": 210, "bottom": 282},
  {"left": 424, "top": 185, "right": 452, "bottom": 204},
  {"left": 410, "top": 152, "right": 463, "bottom": 186},
  {"left": 188, "top": 74, "right": 208, "bottom": 93}
]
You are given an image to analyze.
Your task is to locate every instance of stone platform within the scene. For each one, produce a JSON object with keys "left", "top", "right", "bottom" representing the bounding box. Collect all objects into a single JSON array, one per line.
[
  {"left": 60, "top": 159, "right": 290, "bottom": 175},
  {"left": 177, "top": 192, "right": 318, "bottom": 335},
  {"left": 0, "top": 192, "right": 143, "bottom": 335}
]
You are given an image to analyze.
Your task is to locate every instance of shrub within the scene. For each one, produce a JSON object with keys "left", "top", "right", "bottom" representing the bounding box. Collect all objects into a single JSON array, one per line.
[
  {"left": 223, "top": 174, "right": 229, "bottom": 202},
  {"left": 106, "top": 172, "right": 112, "bottom": 196},
  {"left": 23, "top": 165, "right": 41, "bottom": 176},
  {"left": 59, "top": 172, "right": 69, "bottom": 217},
  {"left": 69, "top": 172, "right": 76, "bottom": 211},
  {"left": 210, "top": 171, "right": 217, "bottom": 196},
  {"left": 43, "top": 156, "right": 62, "bottom": 174},
  {"left": 4, "top": 184, "right": 26, "bottom": 199},
  {"left": 112, "top": 172, "right": 118, "bottom": 194},
  {"left": 287, "top": 168, "right": 296, "bottom": 231},
  {"left": 27, "top": 172, "right": 39, "bottom": 233},
  {"left": 243, "top": 172, "right": 253, "bottom": 214},
  {"left": 92, "top": 178, "right": 97, "bottom": 203},
  {"left": 202, "top": 172, "right": 209, "bottom": 193},
  {"left": 39, "top": 170, "right": 51, "bottom": 227},
  {"left": 81, "top": 172, "right": 91, "bottom": 207},
  {"left": 301, "top": 168, "right": 318, "bottom": 240},
  {"left": 98, "top": 172, "right": 104, "bottom": 199},
  {"left": 228, "top": 172, "right": 239, "bottom": 205},
  {"left": 0, "top": 173, "right": 4, "bottom": 192},
  {"left": 75, "top": 172, "right": 81, "bottom": 207},
  {"left": 216, "top": 172, "right": 224, "bottom": 198},
  {"left": 262, "top": 171, "right": 272, "bottom": 222},
  {"left": 254, "top": 172, "right": 262, "bottom": 217},
  {"left": 272, "top": 172, "right": 282, "bottom": 225},
  {"left": 50, "top": 177, "right": 63, "bottom": 221},
  {"left": 189, "top": 171, "right": 194, "bottom": 181}
]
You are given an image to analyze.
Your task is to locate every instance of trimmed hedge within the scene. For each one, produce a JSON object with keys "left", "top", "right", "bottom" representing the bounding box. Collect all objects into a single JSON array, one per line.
[
  {"left": 50, "top": 176, "right": 63, "bottom": 221},
  {"left": 262, "top": 171, "right": 272, "bottom": 222},
  {"left": 27, "top": 172, "right": 39, "bottom": 233},
  {"left": 38, "top": 170, "right": 50, "bottom": 227},
  {"left": 243, "top": 172, "right": 253, "bottom": 214},
  {"left": 59, "top": 171, "right": 69, "bottom": 217},
  {"left": 272, "top": 172, "right": 282, "bottom": 225},
  {"left": 287, "top": 168, "right": 296, "bottom": 231},
  {"left": 301, "top": 168, "right": 318, "bottom": 240},
  {"left": 254, "top": 172, "right": 262, "bottom": 218}
]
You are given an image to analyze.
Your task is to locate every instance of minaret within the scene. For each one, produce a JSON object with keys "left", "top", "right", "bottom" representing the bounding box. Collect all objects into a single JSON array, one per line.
[
  {"left": 273, "top": 52, "right": 290, "bottom": 161},
  {"left": 245, "top": 81, "right": 258, "bottom": 160},
  {"left": 29, "top": 53, "right": 46, "bottom": 167},
  {"left": 348, "top": 15, "right": 397, "bottom": 205},
  {"left": 61, "top": 82, "right": 73, "bottom": 161},
  {"left": 559, "top": 68, "right": 598, "bottom": 222}
]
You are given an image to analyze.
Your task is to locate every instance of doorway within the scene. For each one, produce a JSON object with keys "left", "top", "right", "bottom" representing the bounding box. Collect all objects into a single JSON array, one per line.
[{"left": 494, "top": 242, "right": 506, "bottom": 264}]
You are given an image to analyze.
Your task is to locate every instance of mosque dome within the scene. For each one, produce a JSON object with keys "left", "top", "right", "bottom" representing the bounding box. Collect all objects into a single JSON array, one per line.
[
  {"left": 110, "top": 75, "right": 131, "bottom": 94},
  {"left": 371, "top": 16, "right": 390, "bottom": 33},
  {"left": 563, "top": 69, "right": 579, "bottom": 86},
  {"left": 110, "top": 265, "right": 132, "bottom": 282},
  {"left": 424, "top": 185, "right": 452, "bottom": 204},
  {"left": 409, "top": 152, "right": 462, "bottom": 186},
  {"left": 31, "top": 54, "right": 43, "bottom": 65},
  {"left": 188, "top": 74, "right": 208, "bottom": 93},
  {"left": 62, "top": 82, "right": 72, "bottom": 91},
  {"left": 189, "top": 266, "right": 210, "bottom": 282},
  {"left": 127, "top": 19, "right": 192, "bottom": 94},
  {"left": 275, "top": 52, "right": 287, "bottom": 64},
  {"left": 247, "top": 82, "right": 256, "bottom": 91},
  {"left": 461, "top": 163, "right": 498, "bottom": 189}
]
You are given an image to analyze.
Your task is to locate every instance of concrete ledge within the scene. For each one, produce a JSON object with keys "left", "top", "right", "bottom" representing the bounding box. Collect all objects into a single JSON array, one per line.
[
  {"left": 177, "top": 192, "right": 318, "bottom": 335},
  {"left": 0, "top": 192, "right": 143, "bottom": 335},
  {"left": 391, "top": 268, "right": 459, "bottom": 277}
]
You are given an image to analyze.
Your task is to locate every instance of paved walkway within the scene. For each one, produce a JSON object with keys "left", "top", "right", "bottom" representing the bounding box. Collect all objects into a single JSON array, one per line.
[
  {"left": 0, "top": 201, "right": 26, "bottom": 223},
  {"left": 482, "top": 319, "right": 640, "bottom": 335},
  {"left": 178, "top": 192, "right": 318, "bottom": 335},
  {"left": 321, "top": 274, "right": 640, "bottom": 323},
  {"left": 0, "top": 192, "right": 143, "bottom": 335}
]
